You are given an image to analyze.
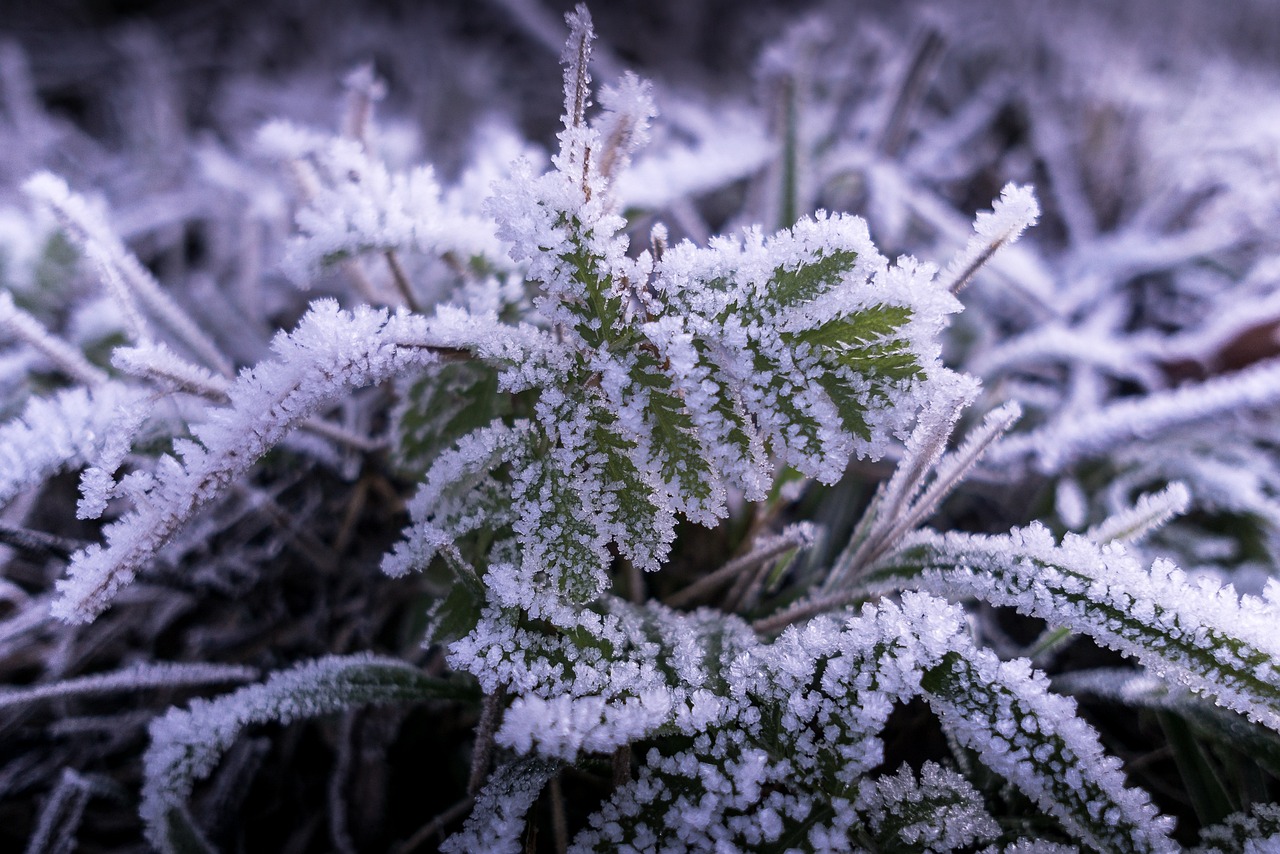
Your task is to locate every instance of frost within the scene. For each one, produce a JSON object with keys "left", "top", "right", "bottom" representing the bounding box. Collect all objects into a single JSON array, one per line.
[
  {"left": 142, "top": 654, "right": 467, "bottom": 852},
  {"left": 870, "top": 522, "right": 1280, "bottom": 733},
  {"left": 940, "top": 183, "right": 1041, "bottom": 294},
  {"left": 53, "top": 300, "right": 440, "bottom": 623},
  {"left": 265, "top": 131, "right": 507, "bottom": 288},
  {"left": 441, "top": 757, "right": 559, "bottom": 854},
  {"left": 0, "top": 661, "right": 257, "bottom": 712},
  {"left": 0, "top": 382, "right": 145, "bottom": 510},
  {"left": 7, "top": 4, "right": 1280, "bottom": 851}
]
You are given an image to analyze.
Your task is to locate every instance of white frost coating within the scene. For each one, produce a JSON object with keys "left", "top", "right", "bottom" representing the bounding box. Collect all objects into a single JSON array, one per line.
[
  {"left": 0, "top": 661, "right": 256, "bottom": 711},
  {"left": 572, "top": 594, "right": 1170, "bottom": 853},
  {"left": 53, "top": 300, "right": 439, "bottom": 624},
  {"left": 75, "top": 393, "right": 153, "bottom": 520},
  {"left": 141, "top": 654, "right": 434, "bottom": 852},
  {"left": 940, "top": 183, "right": 1040, "bottom": 293},
  {"left": 111, "top": 340, "right": 230, "bottom": 399},
  {"left": 614, "top": 107, "right": 772, "bottom": 210},
  {"left": 0, "top": 382, "right": 144, "bottom": 509},
  {"left": 381, "top": 420, "right": 532, "bottom": 579},
  {"left": 23, "top": 172, "right": 233, "bottom": 376},
  {"left": 877, "top": 523, "right": 1280, "bottom": 733},
  {"left": 270, "top": 133, "right": 508, "bottom": 286},
  {"left": 441, "top": 758, "right": 559, "bottom": 854},
  {"left": 1086, "top": 482, "right": 1191, "bottom": 545},
  {"left": 594, "top": 72, "right": 656, "bottom": 184},
  {"left": 986, "top": 842, "right": 1080, "bottom": 853},
  {"left": 1190, "top": 802, "right": 1280, "bottom": 854},
  {"left": 571, "top": 596, "right": 969, "bottom": 852},
  {"left": 254, "top": 118, "right": 331, "bottom": 161},
  {"left": 415, "top": 10, "right": 965, "bottom": 640},
  {"left": 1055, "top": 476, "right": 1089, "bottom": 531},
  {"left": 0, "top": 291, "right": 107, "bottom": 386},
  {"left": 855, "top": 762, "right": 999, "bottom": 850},
  {"left": 989, "top": 358, "right": 1280, "bottom": 474},
  {"left": 970, "top": 323, "right": 1165, "bottom": 388},
  {"left": 498, "top": 689, "right": 674, "bottom": 759},
  {"left": 925, "top": 640, "right": 1177, "bottom": 854}
]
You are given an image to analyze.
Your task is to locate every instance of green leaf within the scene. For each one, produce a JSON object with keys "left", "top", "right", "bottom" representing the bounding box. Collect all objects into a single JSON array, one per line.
[
  {"left": 632, "top": 352, "right": 721, "bottom": 521},
  {"left": 816, "top": 372, "right": 874, "bottom": 440},
  {"left": 517, "top": 453, "right": 611, "bottom": 604},
  {"left": 787, "top": 303, "right": 912, "bottom": 350},
  {"left": 922, "top": 648, "right": 1174, "bottom": 854},
  {"left": 592, "top": 418, "right": 673, "bottom": 572},
  {"left": 561, "top": 225, "right": 627, "bottom": 350},
  {"left": 393, "top": 361, "right": 507, "bottom": 478},
  {"left": 424, "top": 580, "right": 486, "bottom": 646},
  {"left": 743, "top": 343, "right": 830, "bottom": 468},
  {"left": 767, "top": 248, "right": 860, "bottom": 308},
  {"left": 867, "top": 526, "right": 1280, "bottom": 736}
]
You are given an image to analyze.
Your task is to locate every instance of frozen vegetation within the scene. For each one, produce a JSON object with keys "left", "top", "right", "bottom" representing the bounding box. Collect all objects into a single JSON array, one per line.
[{"left": 5, "top": 0, "right": 1280, "bottom": 850}]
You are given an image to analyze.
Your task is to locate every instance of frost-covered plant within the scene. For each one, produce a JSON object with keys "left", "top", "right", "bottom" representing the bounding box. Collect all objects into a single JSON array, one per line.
[{"left": 7, "top": 3, "right": 1280, "bottom": 852}]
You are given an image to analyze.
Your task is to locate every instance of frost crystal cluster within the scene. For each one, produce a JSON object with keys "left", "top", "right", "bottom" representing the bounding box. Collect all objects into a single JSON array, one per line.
[{"left": 6, "top": 2, "right": 1280, "bottom": 852}]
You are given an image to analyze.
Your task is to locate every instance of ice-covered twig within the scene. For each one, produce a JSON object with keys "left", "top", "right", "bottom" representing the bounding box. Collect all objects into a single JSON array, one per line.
[
  {"left": 939, "top": 183, "right": 1040, "bottom": 294},
  {"left": 822, "top": 395, "right": 1014, "bottom": 595},
  {"left": 665, "top": 522, "right": 814, "bottom": 608}
]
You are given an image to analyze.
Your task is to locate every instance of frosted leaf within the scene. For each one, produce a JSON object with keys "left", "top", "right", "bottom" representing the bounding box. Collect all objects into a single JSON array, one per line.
[
  {"left": 54, "top": 300, "right": 440, "bottom": 623},
  {"left": 0, "top": 661, "right": 256, "bottom": 712},
  {"left": 574, "top": 594, "right": 1131, "bottom": 852},
  {"left": 869, "top": 524, "right": 1280, "bottom": 733},
  {"left": 989, "top": 359, "right": 1280, "bottom": 475},
  {"left": 111, "top": 340, "right": 229, "bottom": 399},
  {"left": 441, "top": 757, "right": 560, "bottom": 854},
  {"left": 24, "top": 172, "right": 233, "bottom": 376},
  {"left": 0, "top": 291, "right": 107, "bottom": 387},
  {"left": 0, "top": 382, "right": 145, "bottom": 510},
  {"left": 75, "top": 394, "right": 153, "bottom": 520},
  {"left": 382, "top": 419, "right": 532, "bottom": 579},
  {"left": 497, "top": 688, "right": 675, "bottom": 759},
  {"left": 141, "top": 654, "right": 468, "bottom": 852},
  {"left": 922, "top": 641, "right": 1176, "bottom": 853},
  {"left": 24, "top": 768, "right": 94, "bottom": 854},
  {"left": 272, "top": 135, "right": 507, "bottom": 287},
  {"left": 1086, "top": 482, "right": 1191, "bottom": 545},
  {"left": 855, "top": 762, "right": 999, "bottom": 851},
  {"left": 1191, "top": 803, "right": 1280, "bottom": 854}
]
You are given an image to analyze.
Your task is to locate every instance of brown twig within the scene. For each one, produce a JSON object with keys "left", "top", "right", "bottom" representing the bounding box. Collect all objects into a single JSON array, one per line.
[
  {"left": 468, "top": 685, "right": 505, "bottom": 796},
  {"left": 392, "top": 796, "right": 475, "bottom": 854},
  {"left": 548, "top": 775, "right": 568, "bottom": 854},
  {"left": 383, "top": 250, "right": 420, "bottom": 313}
]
